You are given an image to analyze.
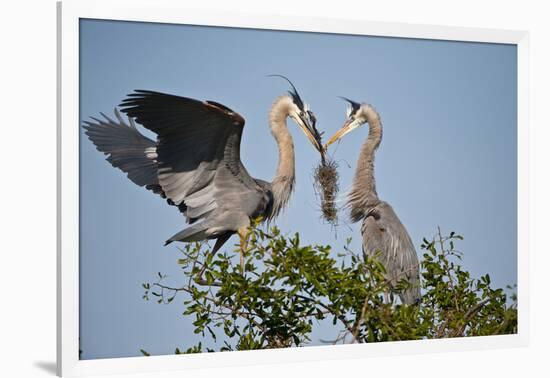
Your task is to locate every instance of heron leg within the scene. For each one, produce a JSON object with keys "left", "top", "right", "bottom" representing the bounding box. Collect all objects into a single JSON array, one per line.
[{"left": 237, "top": 226, "right": 250, "bottom": 271}]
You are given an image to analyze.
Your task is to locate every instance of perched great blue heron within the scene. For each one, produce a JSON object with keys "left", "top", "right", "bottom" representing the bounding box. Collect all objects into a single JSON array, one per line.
[
  {"left": 84, "top": 79, "right": 322, "bottom": 266},
  {"left": 325, "top": 99, "right": 421, "bottom": 304}
]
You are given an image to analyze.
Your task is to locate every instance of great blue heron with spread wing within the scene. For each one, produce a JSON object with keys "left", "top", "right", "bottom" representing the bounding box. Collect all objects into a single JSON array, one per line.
[
  {"left": 325, "top": 99, "right": 420, "bottom": 304},
  {"left": 83, "top": 78, "right": 322, "bottom": 267}
]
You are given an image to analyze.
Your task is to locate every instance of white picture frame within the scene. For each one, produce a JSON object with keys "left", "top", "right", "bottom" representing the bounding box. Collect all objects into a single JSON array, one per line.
[{"left": 57, "top": 0, "right": 529, "bottom": 376}]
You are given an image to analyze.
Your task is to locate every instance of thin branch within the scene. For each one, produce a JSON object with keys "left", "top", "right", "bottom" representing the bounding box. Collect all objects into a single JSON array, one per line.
[
  {"left": 295, "top": 293, "right": 355, "bottom": 336},
  {"left": 450, "top": 298, "right": 491, "bottom": 337},
  {"left": 351, "top": 294, "right": 370, "bottom": 343},
  {"left": 152, "top": 282, "right": 266, "bottom": 332},
  {"left": 437, "top": 226, "right": 460, "bottom": 312}
]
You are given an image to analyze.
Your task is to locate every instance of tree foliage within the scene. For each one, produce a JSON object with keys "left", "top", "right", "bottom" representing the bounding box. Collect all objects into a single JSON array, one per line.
[{"left": 141, "top": 223, "right": 517, "bottom": 354}]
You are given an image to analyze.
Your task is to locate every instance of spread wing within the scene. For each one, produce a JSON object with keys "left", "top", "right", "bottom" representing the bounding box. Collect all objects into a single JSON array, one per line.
[
  {"left": 119, "top": 90, "right": 267, "bottom": 224},
  {"left": 83, "top": 109, "right": 164, "bottom": 197}
]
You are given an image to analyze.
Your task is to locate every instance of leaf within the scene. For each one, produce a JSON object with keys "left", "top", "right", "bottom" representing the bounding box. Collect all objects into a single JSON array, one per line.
[{"left": 141, "top": 224, "right": 517, "bottom": 350}]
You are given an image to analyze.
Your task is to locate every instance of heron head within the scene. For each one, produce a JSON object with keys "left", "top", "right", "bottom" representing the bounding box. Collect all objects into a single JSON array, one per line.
[
  {"left": 289, "top": 102, "right": 323, "bottom": 153},
  {"left": 269, "top": 75, "right": 323, "bottom": 153},
  {"left": 325, "top": 97, "right": 370, "bottom": 148}
]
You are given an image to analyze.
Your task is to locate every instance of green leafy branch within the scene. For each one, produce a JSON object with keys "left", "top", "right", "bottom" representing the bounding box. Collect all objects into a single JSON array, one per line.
[{"left": 140, "top": 224, "right": 517, "bottom": 354}]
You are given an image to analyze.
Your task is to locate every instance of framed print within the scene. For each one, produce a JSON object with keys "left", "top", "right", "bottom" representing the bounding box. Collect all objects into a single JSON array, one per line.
[{"left": 57, "top": 0, "right": 529, "bottom": 376}]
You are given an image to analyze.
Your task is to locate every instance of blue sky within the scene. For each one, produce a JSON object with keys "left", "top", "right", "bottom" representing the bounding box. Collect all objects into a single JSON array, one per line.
[{"left": 79, "top": 19, "right": 517, "bottom": 359}]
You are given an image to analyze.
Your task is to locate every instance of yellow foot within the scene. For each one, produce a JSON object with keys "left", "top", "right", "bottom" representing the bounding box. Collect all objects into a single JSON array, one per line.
[
  {"left": 240, "top": 251, "right": 245, "bottom": 271},
  {"left": 237, "top": 226, "right": 250, "bottom": 273}
]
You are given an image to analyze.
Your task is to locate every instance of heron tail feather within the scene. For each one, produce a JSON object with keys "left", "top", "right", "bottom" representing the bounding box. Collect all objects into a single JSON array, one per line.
[{"left": 164, "top": 222, "right": 213, "bottom": 246}]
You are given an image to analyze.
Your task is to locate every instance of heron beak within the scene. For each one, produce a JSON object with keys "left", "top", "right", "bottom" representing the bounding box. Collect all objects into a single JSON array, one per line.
[
  {"left": 294, "top": 114, "right": 323, "bottom": 153},
  {"left": 324, "top": 118, "right": 361, "bottom": 149}
]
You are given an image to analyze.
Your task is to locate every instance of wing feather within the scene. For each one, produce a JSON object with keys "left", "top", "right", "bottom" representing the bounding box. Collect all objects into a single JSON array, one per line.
[
  {"left": 83, "top": 109, "right": 159, "bottom": 190},
  {"left": 361, "top": 201, "right": 420, "bottom": 304},
  {"left": 119, "top": 90, "right": 265, "bottom": 225}
]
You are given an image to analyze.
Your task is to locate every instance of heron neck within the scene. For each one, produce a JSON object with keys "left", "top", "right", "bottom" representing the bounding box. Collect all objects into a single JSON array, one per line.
[
  {"left": 269, "top": 96, "right": 296, "bottom": 218},
  {"left": 349, "top": 106, "right": 382, "bottom": 222}
]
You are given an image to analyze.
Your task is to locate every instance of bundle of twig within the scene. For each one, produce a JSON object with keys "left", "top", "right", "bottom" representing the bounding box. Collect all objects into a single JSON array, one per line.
[
  {"left": 313, "top": 155, "right": 339, "bottom": 224},
  {"left": 305, "top": 112, "right": 340, "bottom": 224}
]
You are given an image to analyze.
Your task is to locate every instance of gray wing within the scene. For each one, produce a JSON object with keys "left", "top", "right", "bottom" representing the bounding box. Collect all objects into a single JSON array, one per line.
[
  {"left": 119, "top": 90, "right": 269, "bottom": 229},
  {"left": 83, "top": 109, "right": 164, "bottom": 196},
  {"left": 253, "top": 179, "right": 275, "bottom": 220},
  {"left": 361, "top": 201, "right": 420, "bottom": 304}
]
